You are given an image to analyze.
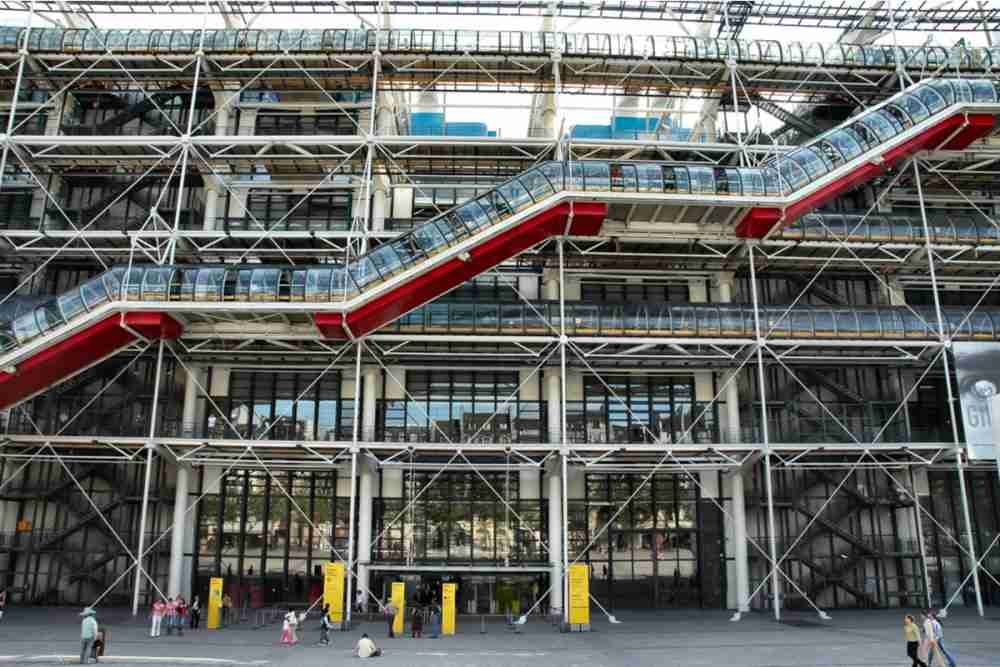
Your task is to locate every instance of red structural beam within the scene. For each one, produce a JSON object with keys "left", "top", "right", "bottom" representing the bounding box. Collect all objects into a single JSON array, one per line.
[
  {"left": 735, "top": 113, "right": 996, "bottom": 238},
  {"left": 316, "top": 201, "right": 607, "bottom": 339},
  {"left": 0, "top": 312, "right": 183, "bottom": 410}
]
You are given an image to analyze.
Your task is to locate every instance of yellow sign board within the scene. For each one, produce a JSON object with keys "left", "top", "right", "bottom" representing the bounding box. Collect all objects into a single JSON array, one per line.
[
  {"left": 390, "top": 582, "right": 405, "bottom": 636},
  {"left": 324, "top": 561, "right": 345, "bottom": 624},
  {"left": 207, "top": 577, "right": 223, "bottom": 630},
  {"left": 441, "top": 582, "right": 456, "bottom": 635},
  {"left": 568, "top": 563, "right": 590, "bottom": 626}
]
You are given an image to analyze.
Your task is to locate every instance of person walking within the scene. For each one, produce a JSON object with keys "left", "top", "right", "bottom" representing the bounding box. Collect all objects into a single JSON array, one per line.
[
  {"left": 280, "top": 610, "right": 299, "bottom": 645},
  {"left": 221, "top": 593, "right": 233, "bottom": 627},
  {"left": 355, "top": 589, "right": 367, "bottom": 616},
  {"left": 164, "top": 598, "right": 178, "bottom": 636},
  {"left": 411, "top": 605, "right": 424, "bottom": 638},
  {"left": 904, "top": 615, "right": 928, "bottom": 667},
  {"left": 150, "top": 598, "right": 165, "bottom": 638},
  {"left": 189, "top": 596, "right": 201, "bottom": 630},
  {"left": 427, "top": 605, "right": 440, "bottom": 639},
  {"left": 384, "top": 599, "right": 397, "bottom": 638},
  {"left": 318, "top": 604, "right": 333, "bottom": 646},
  {"left": 79, "top": 607, "right": 98, "bottom": 665},
  {"left": 928, "top": 611, "right": 957, "bottom": 667},
  {"left": 0, "top": 587, "right": 7, "bottom": 622}
]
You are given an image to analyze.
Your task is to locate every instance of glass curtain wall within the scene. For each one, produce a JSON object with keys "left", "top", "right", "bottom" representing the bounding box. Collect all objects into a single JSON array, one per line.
[
  {"left": 570, "top": 473, "right": 724, "bottom": 608},
  {"left": 924, "top": 470, "right": 1000, "bottom": 608},
  {"left": 377, "top": 371, "right": 545, "bottom": 444},
  {"left": 567, "top": 375, "right": 716, "bottom": 445},
  {"left": 372, "top": 471, "right": 544, "bottom": 564},
  {"left": 192, "top": 469, "right": 349, "bottom": 608},
  {"left": 199, "top": 369, "right": 352, "bottom": 440}
]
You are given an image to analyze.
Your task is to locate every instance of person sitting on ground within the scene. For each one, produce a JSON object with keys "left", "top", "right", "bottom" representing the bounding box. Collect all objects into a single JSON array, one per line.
[{"left": 356, "top": 632, "right": 382, "bottom": 658}]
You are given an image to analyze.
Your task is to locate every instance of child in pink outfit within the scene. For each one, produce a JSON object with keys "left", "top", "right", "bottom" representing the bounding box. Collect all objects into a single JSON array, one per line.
[{"left": 150, "top": 599, "right": 165, "bottom": 637}]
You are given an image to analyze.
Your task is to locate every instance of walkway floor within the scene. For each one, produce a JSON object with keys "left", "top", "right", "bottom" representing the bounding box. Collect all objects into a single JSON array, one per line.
[{"left": 0, "top": 606, "right": 998, "bottom": 666}]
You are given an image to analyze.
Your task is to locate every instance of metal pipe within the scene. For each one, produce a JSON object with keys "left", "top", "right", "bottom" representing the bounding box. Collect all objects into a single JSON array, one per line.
[
  {"left": 748, "top": 242, "right": 781, "bottom": 620},
  {"left": 132, "top": 339, "right": 166, "bottom": 615},
  {"left": 913, "top": 159, "right": 985, "bottom": 616},
  {"left": 909, "top": 466, "right": 933, "bottom": 609},
  {"left": 558, "top": 236, "right": 570, "bottom": 625}
]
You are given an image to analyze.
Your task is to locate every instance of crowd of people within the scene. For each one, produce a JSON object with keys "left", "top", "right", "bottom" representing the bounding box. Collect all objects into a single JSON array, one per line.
[{"left": 149, "top": 595, "right": 200, "bottom": 637}]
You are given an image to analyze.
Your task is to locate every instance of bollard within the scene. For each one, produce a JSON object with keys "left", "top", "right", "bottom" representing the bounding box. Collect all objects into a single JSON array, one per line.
[{"left": 480, "top": 615, "right": 486, "bottom": 634}]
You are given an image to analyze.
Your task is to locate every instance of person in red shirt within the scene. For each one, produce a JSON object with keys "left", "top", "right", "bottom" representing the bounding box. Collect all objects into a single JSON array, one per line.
[
  {"left": 174, "top": 597, "right": 187, "bottom": 637},
  {"left": 150, "top": 599, "right": 165, "bottom": 638},
  {"left": 164, "top": 598, "right": 178, "bottom": 636}
]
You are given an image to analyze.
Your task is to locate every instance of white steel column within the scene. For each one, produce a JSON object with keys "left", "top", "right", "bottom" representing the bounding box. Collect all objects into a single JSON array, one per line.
[
  {"left": 181, "top": 365, "right": 201, "bottom": 438},
  {"left": 132, "top": 340, "right": 166, "bottom": 615},
  {"left": 357, "top": 459, "right": 375, "bottom": 600},
  {"left": 748, "top": 243, "right": 781, "bottom": 620},
  {"left": 362, "top": 367, "right": 379, "bottom": 441},
  {"left": 730, "top": 470, "right": 750, "bottom": 618},
  {"left": 547, "top": 462, "right": 563, "bottom": 615},
  {"left": 913, "top": 160, "right": 985, "bottom": 616},
  {"left": 167, "top": 463, "right": 190, "bottom": 598},
  {"left": 202, "top": 183, "right": 219, "bottom": 232}
]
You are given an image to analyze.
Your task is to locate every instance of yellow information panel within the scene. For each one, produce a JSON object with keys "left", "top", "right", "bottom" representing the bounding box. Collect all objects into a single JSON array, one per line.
[
  {"left": 207, "top": 577, "right": 223, "bottom": 630},
  {"left": 324, "top": 561, "right": 345, "bottom": 624},
  {"left": 441, "top": 582, "right": 456, "bottom": 635},
  {"left": 391, "top": 582, "right": 406, "bottom": 636},
  {"left": 568, "top": 563, "right": 590, "bottom": 626}
]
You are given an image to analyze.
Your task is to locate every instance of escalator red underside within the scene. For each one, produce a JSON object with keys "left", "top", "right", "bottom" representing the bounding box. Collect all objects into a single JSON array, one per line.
[
  {"left": 735, "top": 113, "right": 996, "bottom": 238},
  {"left": 316, "top": 201, "right": 608, "bottom": 339},
  {"left": 0, "top": 312, "right": 182, "bottom": 410},
  {"left": 2, "top": 113, "right": 995, "bottom": 408}
]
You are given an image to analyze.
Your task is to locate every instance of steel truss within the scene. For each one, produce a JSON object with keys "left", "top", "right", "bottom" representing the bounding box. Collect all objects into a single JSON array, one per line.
[{"left": 0, "top": 0, "right": 998, "bottom": 627}]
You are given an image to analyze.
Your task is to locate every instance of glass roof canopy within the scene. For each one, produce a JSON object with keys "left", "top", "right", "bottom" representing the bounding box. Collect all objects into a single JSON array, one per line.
[{"left": 0, "top": 26, "right": 997, "bottom": 71}]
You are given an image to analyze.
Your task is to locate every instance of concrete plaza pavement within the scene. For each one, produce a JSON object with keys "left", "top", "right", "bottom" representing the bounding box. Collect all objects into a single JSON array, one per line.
[{"left": 0, "top": 606, "right": 998, "bottom": 666}]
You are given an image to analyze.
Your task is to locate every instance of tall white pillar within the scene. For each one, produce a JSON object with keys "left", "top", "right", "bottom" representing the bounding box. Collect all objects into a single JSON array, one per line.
[
  {"left": 730, "top": 470, "right": 750, "bottom": 617},
  {"left": 724, "top": 371, "right": 741, "bottom": 444},
  {"left": 356, "top": 460, "right": 375, "bottom": 600},
  {"left": 167, "top": 463, "right": 191, "bottom": 598},
  {"left": 202, "top": 184, "right": 219, "bottom": 232},
  {"left": 547, "top": 464, "right": 563, "bottom": 614},
  {"left": 545, "top": 371, "right": 561, "bottom": 444},
  {"left": 182, "top": 365, "right": 201, "bottom": 438},
  {"left": 362, "top": 368, "right": 378, "bottom": 441},
  {"left": 371, "top": 177, "right": 389, "bottom": 232}
]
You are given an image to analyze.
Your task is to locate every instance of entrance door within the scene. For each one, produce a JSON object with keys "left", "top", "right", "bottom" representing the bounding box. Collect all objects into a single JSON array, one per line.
[{"left": 606, "top": 529, "right": 699, "bottom": 608}]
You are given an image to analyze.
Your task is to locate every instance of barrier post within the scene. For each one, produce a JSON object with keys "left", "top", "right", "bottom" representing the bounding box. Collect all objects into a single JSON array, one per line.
[
  {"left": 441, "top": 582, "right": 456, "bottom": 636},
  {"left": 391, "top": 582, "right": 405, "bottom": 636},
  {"left": 324, "top": 561, "right": 346, "bottom": 629},
  {"left": 567, "top": 563, "right": 590, "bottom": 632},
  {"left": 207, "top": 577, "right": 223, "bottom": 630}
]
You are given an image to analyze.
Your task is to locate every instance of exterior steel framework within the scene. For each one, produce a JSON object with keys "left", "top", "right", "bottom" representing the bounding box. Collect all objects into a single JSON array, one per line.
[{"left": 0, "top": 0, "right": 998, "bottom": 627}]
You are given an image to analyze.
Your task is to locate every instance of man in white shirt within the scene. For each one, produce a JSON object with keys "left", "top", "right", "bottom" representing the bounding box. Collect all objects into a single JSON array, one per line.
[{"left": 356, "top": 633, "right": 382, "bottom": 658}]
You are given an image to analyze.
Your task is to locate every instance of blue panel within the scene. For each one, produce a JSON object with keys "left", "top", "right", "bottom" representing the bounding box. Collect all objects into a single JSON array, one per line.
[
  {"left": 611, "top": 115, "right": 659, "bottom": 139},
  {"left": 570, "top": 124, "right": 612, "bottom": 139},
  {"left": 409, "top": 112, "right": 446, "bottom": 135},
  {"left": 445, "top": 121, "right": 489, "bottom": 136}
]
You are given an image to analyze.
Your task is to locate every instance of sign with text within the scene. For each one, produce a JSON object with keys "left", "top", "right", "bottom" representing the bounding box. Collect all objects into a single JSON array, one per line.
[
  {"left": 953, "top": 342, "right": 1000, "bottom": 459},
  {"left": 391, "top": 582, "right": 405, "bottom": 636},
  {"left": 323, "top": 561, "right": 345, "bottom": 624},
  {"left": 441, "top": 583, "right": 456, "bottom": 635},
  {"left": 568, "top": 563, "right": 590, "bottom": 626},
  {"left": 207, "top": 577, "right": 223, "bottom": 630}
]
